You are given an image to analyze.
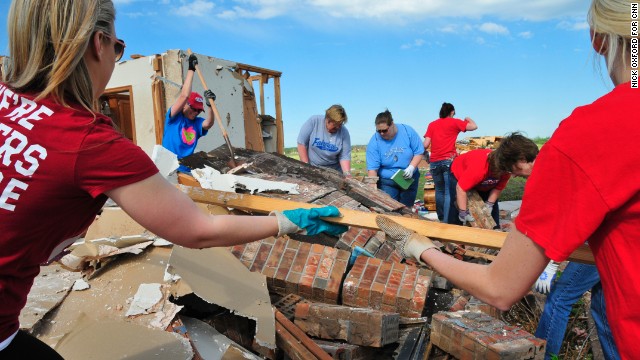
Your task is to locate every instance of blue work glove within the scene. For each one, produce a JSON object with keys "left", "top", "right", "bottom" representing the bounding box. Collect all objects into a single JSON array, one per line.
[
  {"left": 534, "top": 261, "right": 558, "bottom": 294},
  {"left": 458, "top": 209, "right": 475, "bottom": 225},
  {"left": 402, "top": 165, "right": 415, "bottom": 179},
  {"left": 271, "top": 206, "right": 348, "bottom": 237}
]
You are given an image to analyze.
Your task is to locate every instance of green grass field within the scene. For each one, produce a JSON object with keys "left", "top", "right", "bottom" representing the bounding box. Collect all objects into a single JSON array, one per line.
[{"left": 284, "top": 139, "right": 549, "bottom": 204}]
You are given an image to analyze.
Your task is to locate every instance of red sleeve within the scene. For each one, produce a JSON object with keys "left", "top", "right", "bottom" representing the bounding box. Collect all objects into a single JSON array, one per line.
[
  {"left": 514, "top": 143, "right": 608, "bottom": 261},
  {"left": 456, "top": 118, "right": 468, "bottom": 132},
  {"left": 75, "top": 123, "right": 159, "bottom": 198}
]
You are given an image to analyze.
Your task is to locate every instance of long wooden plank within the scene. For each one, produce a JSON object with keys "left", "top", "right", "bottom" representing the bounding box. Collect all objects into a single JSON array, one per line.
[{"left": 178, "top": 185, "right": 594, "bottom": 264}]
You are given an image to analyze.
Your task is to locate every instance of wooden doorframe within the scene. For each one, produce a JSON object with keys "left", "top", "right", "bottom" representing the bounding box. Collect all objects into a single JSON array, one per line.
[{"left": 101, "top": 85, "right": 135, "bottom": 142}]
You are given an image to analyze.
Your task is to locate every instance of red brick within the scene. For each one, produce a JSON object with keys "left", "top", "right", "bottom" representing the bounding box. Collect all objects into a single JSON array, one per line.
[{"left": 249, "top": 242, "right": 272, "bottom": 272}]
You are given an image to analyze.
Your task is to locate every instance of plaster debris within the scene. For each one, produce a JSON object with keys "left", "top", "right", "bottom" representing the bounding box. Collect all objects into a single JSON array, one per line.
[
  {"left": 72, "top": 279, "right": 90, "bottom": 291},
  {"left": 126, "top": 283, "right": 163, "bottom": 317},
  {"left": 180, "top": 316, "right": 262, "bottom": 360},
  {"left": 192, "top": 166, "right": 299, "bottom": 195},
  {"left": 151, "top": 145, "right": 179, "bottom": 184}
]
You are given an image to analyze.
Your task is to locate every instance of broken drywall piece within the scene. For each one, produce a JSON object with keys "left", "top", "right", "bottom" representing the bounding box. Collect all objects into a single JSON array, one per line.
[
  {"left": 126, "top": 283, "right": 163, "bottom": 317},
  {"left": 55, "top": 313, "right": 193, "bottom": 360},
  {"left": 153, "top": 238, "right": 173, "bottom": 247},
  {"left": 72, "top": 279, "right": 90, "bottom": 291},
  {"left": 59, "top": 240, "right": 153, "bottom": 276},
  {"left": 85, "top": 207, "right": 153, "bottom": 240},
  {"left": 192, "top": 165, "right": 299, "bottom": 195},
  {"left": 126, "top": 283, "right": 183, "bottom": 330},
  {"left": 152, "top": 145, "right": 179, "bottom": 184},
  {"left": 19, "top": 264, "right": 82, "bottom": 331},
  {"left": 180, "top": 316, "right": 262, "bottom": 360},
  {"left": 167, "top": 246, "right": 276, "bottom": 348}
]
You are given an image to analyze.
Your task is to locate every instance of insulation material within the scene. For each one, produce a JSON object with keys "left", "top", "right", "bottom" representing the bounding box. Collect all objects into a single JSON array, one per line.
[
  {"left": 167, "top": 246, "right": 276, "bottom": 348},
  {"left": 192, "top": 166, "right": 299, "bottom": 194},
  {"left": 54, "top": 314, "right": 193, "bottom": 360}
]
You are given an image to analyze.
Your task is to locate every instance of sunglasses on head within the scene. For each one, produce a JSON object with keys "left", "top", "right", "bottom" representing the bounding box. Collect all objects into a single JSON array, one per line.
[{"left": 103, "top": 33, "right": 126, "bottom": 62}]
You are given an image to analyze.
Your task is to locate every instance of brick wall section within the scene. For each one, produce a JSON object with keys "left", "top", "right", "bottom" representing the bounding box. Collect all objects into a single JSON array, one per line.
[
  {"left": 430, "top": 311, "right": 546, "bottom": 360},
  {"left": 294, "top": 303, "right": 399, "bottom": 347},
  {"left": 336, "top": 227, "right": 403, "bottom": 263},
  {"left": 342, "top": 256, "right": 431, "bottom": 317},
  {"left": 230, "top": 237, "right": 350, "bottom": 303}
]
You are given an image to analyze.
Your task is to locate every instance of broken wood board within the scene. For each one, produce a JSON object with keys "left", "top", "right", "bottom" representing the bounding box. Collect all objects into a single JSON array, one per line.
[
  {"left": 167, "top": 245, "right": 276, "bottom": 349},
  {"left": 178, "top": 185, "right": 594, "bottom": 264}
]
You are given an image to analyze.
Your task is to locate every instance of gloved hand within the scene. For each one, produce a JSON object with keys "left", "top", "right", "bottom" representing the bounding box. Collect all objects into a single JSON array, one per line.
[
  {"left": 271, "top": 206, "right": 348, "bottom": 237},
  {"left": 203, "top": 89, "right": 216, "bottom": 106},
  {"left": 188, "top": 54, "right": 198, "bottom": 72},
  {"left": 484, "top": 201, "right": 494, "bottom": 212},
  {"left": 376, "top": 215, "right": 440, "bottom": 265},
  {"left": 403, "top": 165, "right": 415, "bottom": 179},
  {"left": 534, "top": 261, "right": 558, "bottom": 294},
  {"left": 458, "top": 209, "right": 475, "bottom": 225}
]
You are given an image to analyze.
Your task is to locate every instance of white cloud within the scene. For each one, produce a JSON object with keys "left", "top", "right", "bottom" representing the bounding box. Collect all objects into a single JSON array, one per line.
[
  {"left": 557, "top": 20, "right": 589, "bottom": 31},
  {"left": 209, "top": 0, "right": 585, "bottom": 22},
  {"left": 518, "top": 31, "right": 533, "bottom": 39},
  {"left": 478, "top": 22, "right": 509, "bottom": 35},
  {"left": 175, "top": 0, "right": 215, "bottom": 17},
  {"left": 400, "top": 39, "right": 426, "bottom": 49}
]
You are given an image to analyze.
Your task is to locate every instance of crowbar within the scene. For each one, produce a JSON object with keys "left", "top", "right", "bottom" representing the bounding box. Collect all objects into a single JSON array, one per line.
[{"left": 186, "top": 49, "right": 237, "bottom": 167}]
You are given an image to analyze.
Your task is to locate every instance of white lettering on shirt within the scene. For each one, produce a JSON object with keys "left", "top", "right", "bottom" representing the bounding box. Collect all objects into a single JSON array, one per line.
[
  {"left": 16, "top": 144, "right": 47, "bottom": 176},
  {"left": 0, "top": 178, "right": 28, "bottom": 211}
]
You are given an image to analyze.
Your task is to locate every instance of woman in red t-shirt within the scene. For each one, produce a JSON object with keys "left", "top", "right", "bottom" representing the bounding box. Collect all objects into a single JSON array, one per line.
[{"left": 0, "top": 1, "right": 345, "bottom": 357}]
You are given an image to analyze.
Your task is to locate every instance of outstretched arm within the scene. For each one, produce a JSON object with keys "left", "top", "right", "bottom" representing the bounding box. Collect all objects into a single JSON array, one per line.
[
  {"left": 420, "top": 227, "right": 548, "bottom": 310},
  {"left": 169, "top": 57, "right": 197, "bottom": 118}
]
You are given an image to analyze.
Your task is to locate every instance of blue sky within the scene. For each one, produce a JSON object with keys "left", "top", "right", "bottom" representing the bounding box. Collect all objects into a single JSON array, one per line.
[{"left": 0, "top": 0, "right": 613, "bottom": 147}]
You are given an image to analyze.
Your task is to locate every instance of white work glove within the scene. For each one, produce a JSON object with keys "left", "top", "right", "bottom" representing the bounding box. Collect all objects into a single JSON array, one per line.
[
  {"left": 402, "top": 165, "right": 415, "bottom": 179},
  {"left": 376, "top": 215, "right": 440, "bottom": 265},
  {"left": 458, "top": 209, "right": 475, "bottom": 225},
  {"left": 534, "top": 261, "right": 558, "bottom": 294}
]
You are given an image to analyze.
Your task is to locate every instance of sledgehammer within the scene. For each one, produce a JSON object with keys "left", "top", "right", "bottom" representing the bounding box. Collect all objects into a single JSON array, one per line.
[{"left": 186, "top": 49, "right": 237, "bottom": 167}]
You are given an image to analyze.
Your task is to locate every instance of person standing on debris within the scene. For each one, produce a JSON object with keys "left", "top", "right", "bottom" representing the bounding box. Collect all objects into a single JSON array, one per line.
[
  {"left": 450, "top": 132, "right": 538, "bottom": 228},
  {"left": 366, "top": 110, "right": 425, "bottom": 208},
  {"left": 161, "top": 53, "right": 215, "bottom": 173},
  {"left": 297, "top": 104, "right": 352, "bottom": 176},
  {"left": 376, "top": 0, "right": 639, "bottom": 357},
  {"left": 534, "top": 261, "right": 619, "bottom": 359},
  {"left": 0, "top": 1, "right": 347, "bottom": 358},
  {"left": 423, "top": 102, "right": 478, "bottom": 224}
]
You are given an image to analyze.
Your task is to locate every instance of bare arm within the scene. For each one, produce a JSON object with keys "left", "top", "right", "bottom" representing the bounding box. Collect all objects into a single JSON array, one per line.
[
  {"left": 487, "top": 188, "right": 502, "bottom": 204},
  {"left": 423, "top": 137, "right": 431, "bottom": 150},
  {"left": 367, "top": 169, "right": 378, "bottom": 177},
  {"left": 169, "top": 70, "right": 195, "bottom": 118},
  {"left": 105, "top": 174, "right": 279, "bottom": 248},
  {"left": 340, "top": 159, "right": 351, "bottom": 175},
  {"left": 465, "top": 117, "right": 478, "bottom": 131},
  {"left": 456, "top": 183, "right": 468, "bottom": 210},
  {"left": 202, "top": 105, "right": 214, "bottom": 130},
  {"left": 409, "top": 154, "right": 422, "bottom": 169},
  {"left": 297, "top": 144, "right": 310, "bottom": 163},
  {"left": 420, "top": 228, "right": 549, "bottom": 310}
]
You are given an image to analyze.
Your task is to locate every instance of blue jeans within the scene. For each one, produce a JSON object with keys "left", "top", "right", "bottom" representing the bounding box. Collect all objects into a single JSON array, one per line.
[
  {"left": 535, "top": 262, "right": 619, "bottom": 360},
  {"left": 379, "top": 170, "right": 421, "bottom": 208},
  {"left": 430, "top": 159, "right": 458, "bottom": 224}
]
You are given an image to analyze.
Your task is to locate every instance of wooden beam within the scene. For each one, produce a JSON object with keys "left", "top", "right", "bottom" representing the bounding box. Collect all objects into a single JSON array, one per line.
[{"left": 177, "top": 185, "right": 594, "bottom": 264}]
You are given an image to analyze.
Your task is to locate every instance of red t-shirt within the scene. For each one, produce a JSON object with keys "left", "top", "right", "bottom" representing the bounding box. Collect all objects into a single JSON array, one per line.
[
  {"left": 451, "top": 149, "right": 510, "bottom": 192},
  {"left": 0, "top": 84, "right": 158, "bottom": 341},
  {"left": 515, "top": 83, "right": 639, "bottom": 359},
  {"left": 424, "top": 118, "right": 468, "bottom": 162}
]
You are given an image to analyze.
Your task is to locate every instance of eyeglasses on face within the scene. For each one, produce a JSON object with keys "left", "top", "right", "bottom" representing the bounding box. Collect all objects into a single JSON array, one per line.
[
  {"left": 188, "top": 104, "right": 202, "bottom": 114},
  {"left": 103, "top": 33, "right": 126, "bottom": 62}
]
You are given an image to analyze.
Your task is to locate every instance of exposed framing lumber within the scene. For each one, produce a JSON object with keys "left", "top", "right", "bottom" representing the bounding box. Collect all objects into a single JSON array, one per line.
[{"left": 178, "top": 185, "right": 594, "bottom": 264}]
